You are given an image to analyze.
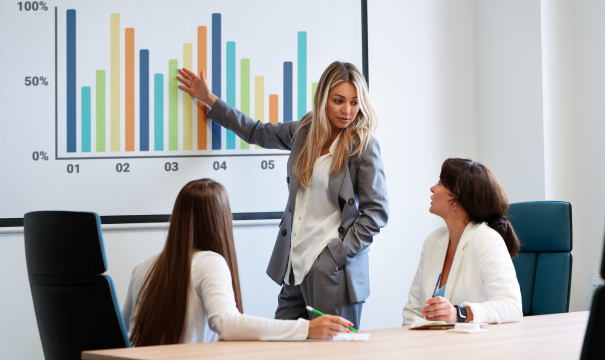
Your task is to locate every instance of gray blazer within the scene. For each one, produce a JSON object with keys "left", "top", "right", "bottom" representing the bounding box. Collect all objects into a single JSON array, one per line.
[{"left": 207, "top": 99, "right": 389, "bottom": 303}]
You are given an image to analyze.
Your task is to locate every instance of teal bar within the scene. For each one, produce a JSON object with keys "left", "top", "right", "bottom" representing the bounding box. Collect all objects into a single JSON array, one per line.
[
  {"left": 81, "top": 86, "right": 91, "bottom": 152},
  {"left": 154, "top": 73, "right": 164, "bottom": 151},
  {"left": 226, "top": 41, "right": 236, "bottom": 149},
  {"left": 297, "top": 32, "right": 307, "bottom": 119}
]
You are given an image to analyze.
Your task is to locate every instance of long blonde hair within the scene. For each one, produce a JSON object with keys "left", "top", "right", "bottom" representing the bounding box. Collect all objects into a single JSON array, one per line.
[
  {"left": 293, "top": 61, "right": 377, "bottom": 188},
  {"left": 130, "top": 179, "right": 243, "bottom": 347}
]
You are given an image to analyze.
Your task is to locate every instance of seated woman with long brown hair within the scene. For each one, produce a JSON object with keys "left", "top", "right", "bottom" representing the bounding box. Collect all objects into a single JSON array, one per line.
[
  {"left": 122, "top": 179, "right": 352, "bottom": 346},
  {"left": 402, "top": 158, "right": 523, "bottom": 325}
]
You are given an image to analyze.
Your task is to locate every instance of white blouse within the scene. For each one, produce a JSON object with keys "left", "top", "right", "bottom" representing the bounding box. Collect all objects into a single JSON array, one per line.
[
  {"left": 122, "top": 251, "right": 309, "bottom": 343},
  {"left": 284, "top": 134, "right": 341, "bottom": 285},
  {"left": 402, "top": 222, "right": 523, "bottom": 325}
]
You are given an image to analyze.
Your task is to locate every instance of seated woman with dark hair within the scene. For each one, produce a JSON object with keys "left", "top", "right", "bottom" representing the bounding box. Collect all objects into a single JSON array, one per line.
[
  {"left": 122, "top": 179, "right": 352, "bottom": 346},
  {"left": 402, "top": 158, "right": 523, "bottom": 325}
]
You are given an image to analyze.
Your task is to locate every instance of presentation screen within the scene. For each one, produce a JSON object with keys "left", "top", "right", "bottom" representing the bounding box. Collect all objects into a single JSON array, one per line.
[{"left": 0, "top": 0, "right": 365, "bottom": 225}]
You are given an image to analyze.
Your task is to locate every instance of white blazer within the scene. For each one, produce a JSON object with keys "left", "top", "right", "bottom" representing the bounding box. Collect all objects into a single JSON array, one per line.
[{"left": 402, "top": 222, "right": 523, "bottom": 325}]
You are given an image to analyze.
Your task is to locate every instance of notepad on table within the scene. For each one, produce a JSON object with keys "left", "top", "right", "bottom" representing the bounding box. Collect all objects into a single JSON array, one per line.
[
  {"left": 409, "top": 316, "right": 455, "bottom": 330},
  {"left": 267, "top": 333, "right": 370, "bottom": 342},
  {"left": 332, "top": 333, "right": 370, "bottom": 341}
]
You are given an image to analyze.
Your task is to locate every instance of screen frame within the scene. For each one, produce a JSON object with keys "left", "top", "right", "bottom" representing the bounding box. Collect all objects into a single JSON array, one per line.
[{"left": 0, "top": 0, "right": 369, "bottom": 227}]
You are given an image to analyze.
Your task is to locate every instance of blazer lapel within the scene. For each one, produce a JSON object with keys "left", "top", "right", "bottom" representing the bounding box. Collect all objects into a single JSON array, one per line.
[
  {"left": 426, "top": 231, "right": 449, "bottom": 300},
  {"left": 328, "top": 165, "right": 347, "bottom": 210},
  {"left": 287, "top": 127, "right": 308, "bottom": 218},
  {"left": 444, "top": 222, "right": 480, "bottom": 299}
]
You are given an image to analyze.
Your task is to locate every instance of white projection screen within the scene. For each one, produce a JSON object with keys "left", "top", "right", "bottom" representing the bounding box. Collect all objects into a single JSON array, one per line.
[{"left": 0, "top": 0, "right": 367, "bottom": 226}]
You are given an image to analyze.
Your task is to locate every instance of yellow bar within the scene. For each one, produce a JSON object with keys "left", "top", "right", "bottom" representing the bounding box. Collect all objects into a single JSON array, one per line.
[
  {"left": 110, "top": 13, "right": 120, "bottom": 151},
  {"left": 183, "top": 43, "right": 193, "bottom": 150},
  {"left": 255, "top": 76, "right": 264, "bottom": 149}
]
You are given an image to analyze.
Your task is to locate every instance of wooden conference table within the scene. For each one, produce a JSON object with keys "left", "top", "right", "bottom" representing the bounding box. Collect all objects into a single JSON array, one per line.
[{"left": 82, "top": 311, "right": 589, "bottom": 360}]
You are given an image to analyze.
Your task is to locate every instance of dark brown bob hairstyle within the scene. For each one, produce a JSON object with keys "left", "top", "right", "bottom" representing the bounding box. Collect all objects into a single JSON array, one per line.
[
  {"left": 130, "top": 179, "right": 243, "bottom": 347},
  {"left": 440, "top": 158, "right": 520, "bottom": 257}
]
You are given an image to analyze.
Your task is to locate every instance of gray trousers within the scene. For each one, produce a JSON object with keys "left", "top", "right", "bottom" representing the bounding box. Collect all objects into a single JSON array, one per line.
[{"left": 274, "top": 247, "right": 363, "bottom": 329}]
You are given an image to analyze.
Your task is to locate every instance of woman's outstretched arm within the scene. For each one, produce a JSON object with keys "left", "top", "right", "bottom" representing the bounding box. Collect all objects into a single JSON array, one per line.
[{"left": 177, "top": 68, "right": 298, "bottom": 150}]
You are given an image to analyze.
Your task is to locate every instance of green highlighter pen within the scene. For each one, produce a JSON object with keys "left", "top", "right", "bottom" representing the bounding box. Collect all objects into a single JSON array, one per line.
[{"left": 306, "top": 306, "right": 358, "bottom": 333}]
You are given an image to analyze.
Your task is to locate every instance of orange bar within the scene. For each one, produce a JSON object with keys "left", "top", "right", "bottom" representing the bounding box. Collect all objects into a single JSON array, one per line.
[
  {"left": 125, "top": 28, "right": 135, "bottom": 151},
  {"left": 269, "top": 95, "right": 279, "bottom": 124},
  {"left": 197, "top": 26, "right": 207, "bottom": 150}
]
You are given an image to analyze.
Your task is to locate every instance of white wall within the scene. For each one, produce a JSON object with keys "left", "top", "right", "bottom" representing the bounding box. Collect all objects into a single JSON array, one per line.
[
  {"left": 474, "top": 0, "right": 546, "bottom": 203},
  {"left": 2, "top": 0, "right": 605, "bottom": 358}
]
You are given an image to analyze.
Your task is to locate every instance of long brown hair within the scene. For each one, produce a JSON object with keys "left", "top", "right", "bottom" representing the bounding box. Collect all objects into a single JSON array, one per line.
[
  {"left": 130, "top": 179, "right": 243, "bottom": 347},
  {"left": 440, "top": 158, "right": 520, "bottom": 257},
  {"left": 293, "top": 61, "right": 377, "bottom": 188}
]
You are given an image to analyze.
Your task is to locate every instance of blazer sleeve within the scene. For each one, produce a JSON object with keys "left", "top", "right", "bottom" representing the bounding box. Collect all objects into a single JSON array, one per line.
[
  {"left": 327, "top": 137, "right": 389, "bottom": 266},
  {"left": 193, "top": 253, "right": 309, "bottom": 341},
  {"left": 206, "top": 98, "right": 298, "bottom": 150},
  {"left": 461, "top": 234, "right": 523, "bottom": 324},
  {"left": 402, "top": 240, "right": 427, "bottom": 326}
]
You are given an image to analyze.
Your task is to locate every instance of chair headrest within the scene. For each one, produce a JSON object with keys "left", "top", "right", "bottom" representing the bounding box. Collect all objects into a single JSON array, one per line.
[
  {"left": 508, "top": 201, "right": 572, "bottom": 252},
  {"left": 24, "top": 211, "right": 107, "bottom": 285}
]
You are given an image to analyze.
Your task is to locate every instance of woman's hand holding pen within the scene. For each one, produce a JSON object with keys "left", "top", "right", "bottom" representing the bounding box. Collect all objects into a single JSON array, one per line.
[
  {"left": 307, "top": 315, "right": 353, "bottom": 339},
  {"left": 177, "top": 68, "right": 218, "bottom": 107},
  {"left": 421, "top": 296, "right": 458, "bottom": 323}
]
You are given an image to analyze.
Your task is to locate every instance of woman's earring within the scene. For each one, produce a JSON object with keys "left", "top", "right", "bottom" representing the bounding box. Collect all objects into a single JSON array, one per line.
[{"left": 450, "top": 205, "right": 457, "bottom": 210}]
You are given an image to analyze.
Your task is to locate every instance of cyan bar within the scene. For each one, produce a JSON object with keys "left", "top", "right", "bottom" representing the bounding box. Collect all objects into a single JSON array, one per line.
[
  {"left": 154, "top": 73, "right": 164, "bottom": 151},
  {"left": 66, "top": 9, "right": 76, "bottom": 152},
  {"left": 226, "top": 41, "right": 235, "bottom": 149},
  {"left": 212, "top": 13, "right": 221, "bottom": 150},
  {"left": 297, "top": 31, "right": 307, "bottom": 120},
  {"left": 283, "top": 61, "right": 293, "bottom": 122},
  {"left": 140, "top": 50, "right": 149, "bottom": 151},
  {"left": 81, "top": 86, "right": 91, "bottom": 152}
]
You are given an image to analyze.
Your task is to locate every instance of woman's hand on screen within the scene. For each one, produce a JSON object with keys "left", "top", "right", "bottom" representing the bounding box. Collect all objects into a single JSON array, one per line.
[
  {"left": 177, "top": 68, "right": 217, "bottom": 107},
  {"left": 421, "top": 296, "right": 457, "bottom": 323},
  {"left": 307, "top": 315, "right": 352, "bottom": 339}
]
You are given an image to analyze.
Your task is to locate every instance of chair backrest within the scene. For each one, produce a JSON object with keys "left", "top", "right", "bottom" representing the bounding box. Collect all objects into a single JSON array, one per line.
[
  {"left": 507, "top": 201, "right": 573, "bottom": 316},
  {"left": 24, "top": 211, "right": 130, "bottom": 360}
]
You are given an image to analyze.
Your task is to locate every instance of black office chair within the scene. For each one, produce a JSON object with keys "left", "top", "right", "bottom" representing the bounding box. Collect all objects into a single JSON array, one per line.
[
  {"left": 24, "top": 211, "right": 131, "bottom": 360},
  {"left": 580, "top": 228, "right": 605, "bottom": 359}
]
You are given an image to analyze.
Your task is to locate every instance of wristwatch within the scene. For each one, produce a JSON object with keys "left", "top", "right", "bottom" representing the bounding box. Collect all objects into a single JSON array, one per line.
[{"left": 454, "top": 305, "right": 467, "bottom": 323}]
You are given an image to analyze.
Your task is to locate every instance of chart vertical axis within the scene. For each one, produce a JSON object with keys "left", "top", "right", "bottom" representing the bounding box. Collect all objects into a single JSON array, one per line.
[{"left": 55, "top": 7, "right": 58, "bottom": 160}]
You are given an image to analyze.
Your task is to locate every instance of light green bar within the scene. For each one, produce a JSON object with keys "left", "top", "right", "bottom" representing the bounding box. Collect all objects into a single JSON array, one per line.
[
  {"left": 96, "top": 70, "right": 106, "bottom": 152},
  {"left": 311, "top": 82, "right": 318, "bottom": 110},
  {"left": 240, "top": 58, "right": 250, "bottom": 149},
  {"left": 169, "top": 59, "right": 178, "bottom": 150}
]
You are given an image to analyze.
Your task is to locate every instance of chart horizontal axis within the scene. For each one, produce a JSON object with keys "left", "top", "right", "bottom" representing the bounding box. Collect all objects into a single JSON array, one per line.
[{"left": 54, "top": 153, "right": 290, "bottom": 160}]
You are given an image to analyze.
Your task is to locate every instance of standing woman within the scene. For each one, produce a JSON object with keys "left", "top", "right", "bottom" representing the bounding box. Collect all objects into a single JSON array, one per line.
[{"left": 177, "top": 61, "right": 388, "bottom": 329}]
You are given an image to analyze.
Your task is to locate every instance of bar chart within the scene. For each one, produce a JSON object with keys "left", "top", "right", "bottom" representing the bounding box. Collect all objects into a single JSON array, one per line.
[
  {"left": 59, "top": 6, "right": 325, "bottom": 159},
  {"left": 0, "top": 0, "right": 363, "bottom": 220}
]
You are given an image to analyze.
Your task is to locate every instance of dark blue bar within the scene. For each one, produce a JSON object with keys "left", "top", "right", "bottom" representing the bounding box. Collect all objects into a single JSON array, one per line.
[
  {"left": 140, "top": 50, "right": 149, "bottom": 151},
  {"left": 212, "top": 13, "right": 221, "bottom": 150},
  {"left": 283, "top": 62, "right": 293, "bottom": 122},
  {"left": 66, "top": 10, "right": 76, "bottom": 152}
]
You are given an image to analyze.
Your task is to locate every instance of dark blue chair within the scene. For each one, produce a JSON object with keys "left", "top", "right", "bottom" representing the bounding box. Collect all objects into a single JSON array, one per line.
[
  {"left": 24, "top": 211, "right": 130, "bottom": 360},
  {"left": 507, "top": 201, "right": 573, "bottom": 315}
]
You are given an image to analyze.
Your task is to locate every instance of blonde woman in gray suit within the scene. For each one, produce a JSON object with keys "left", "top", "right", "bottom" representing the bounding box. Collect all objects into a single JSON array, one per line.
[{"left": 177, "top": 61, "right": 388, "bottom": 329}]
